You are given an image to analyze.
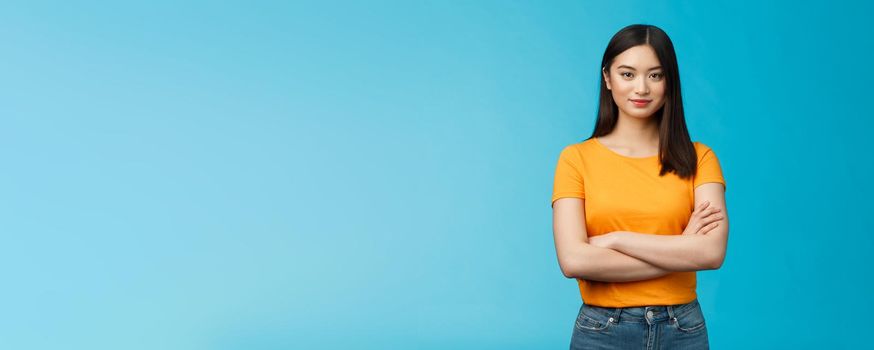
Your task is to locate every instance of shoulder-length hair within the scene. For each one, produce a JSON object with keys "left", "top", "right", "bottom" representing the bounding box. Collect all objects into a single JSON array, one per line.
[{"left": 589, "top": 24, "right": 697, "bottom": 179}]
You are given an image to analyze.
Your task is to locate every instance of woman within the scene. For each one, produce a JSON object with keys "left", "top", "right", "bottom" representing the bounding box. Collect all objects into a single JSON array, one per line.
[{"left": 551, "top": 24, "right": 728, "bottom": 349}]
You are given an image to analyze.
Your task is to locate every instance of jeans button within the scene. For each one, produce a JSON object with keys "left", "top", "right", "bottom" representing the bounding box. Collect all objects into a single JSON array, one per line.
[{"left": 646, "top": 310, "right": 654, "bottom": 318}]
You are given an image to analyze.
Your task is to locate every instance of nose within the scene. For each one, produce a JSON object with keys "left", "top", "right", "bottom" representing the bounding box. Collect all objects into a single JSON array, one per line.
[{"left": 635, "top": 77, "right": 650, "bottom": 95}]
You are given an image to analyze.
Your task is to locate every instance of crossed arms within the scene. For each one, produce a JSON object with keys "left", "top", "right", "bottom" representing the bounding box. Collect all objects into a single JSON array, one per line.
[{"left": 551, "top": 183, "right": 728, "bottom": 282}]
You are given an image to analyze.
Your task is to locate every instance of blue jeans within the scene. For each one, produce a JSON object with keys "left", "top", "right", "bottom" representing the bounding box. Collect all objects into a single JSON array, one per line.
[{"left": 569, "top": 298, "right": 709, "bottom": 350}]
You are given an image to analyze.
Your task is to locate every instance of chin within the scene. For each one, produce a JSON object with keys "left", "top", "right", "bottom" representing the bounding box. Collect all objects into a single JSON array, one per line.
[{"left": 624, "top": 110, "right": 657, "bottom": 119}]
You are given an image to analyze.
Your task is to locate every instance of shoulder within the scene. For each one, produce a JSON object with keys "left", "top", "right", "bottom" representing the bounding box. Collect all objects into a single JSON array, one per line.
[
  {"left": 692, "top": 141, "right": 718, "bottom": 160},
  {"left": 560, "top": 138, "right": 598, "bottom": 156},
  {"left": 557, "top": 140, "right": 599, "bottom": 166},
  {"left": 557, "top": 138, "right": 611, "bottom": 168},
  {"left": 692, "top": 141, "right": 712, "bottom": 152}
]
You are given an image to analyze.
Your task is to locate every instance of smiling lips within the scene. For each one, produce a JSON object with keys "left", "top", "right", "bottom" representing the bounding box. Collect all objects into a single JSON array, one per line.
[{"left": 630, "top": 99, "right": 652, "bottom": 107}]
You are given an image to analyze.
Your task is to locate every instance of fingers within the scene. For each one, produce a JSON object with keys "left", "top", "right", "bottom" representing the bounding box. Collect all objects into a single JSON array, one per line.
[
  {"left": 696, "top": 214, "right": 724, "bottom": 234},
  {"left": 698, "top": 221, "right": 719, "bottom": 235},
  {"left": 694, "top": 201, "right": 711, "bottom": 216},
  {"left": 688, "top": 201, "right": 725, "bottom": 235},
  {"left": 695, "top": 203, "right": 722, "bottom": 218},
  {"left": 705, "top": 206, "right": 722, "bottom": 217},
  {"left": 702, "top": 213, "right": 724, "bottom": 226},
  {"left": 691, "top": 212, "right": 724, "bottom": 235}
]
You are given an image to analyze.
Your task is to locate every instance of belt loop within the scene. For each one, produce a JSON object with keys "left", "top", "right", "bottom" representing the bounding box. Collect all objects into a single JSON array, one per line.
[
  {"left": 609, "top": 307, "right": 622, "bottom": 323},
  {"left": 667, "top": 304, "right": 676, "bottom": 321}
]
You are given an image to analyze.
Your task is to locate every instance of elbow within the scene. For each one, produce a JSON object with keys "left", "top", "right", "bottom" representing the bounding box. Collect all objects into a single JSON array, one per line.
[
  {"left": 704, "top": 253, "right": 726, "bottom": 270},
  {"left": 558, "top": 255, "right": 586, "bottom": 279},
  {"left": 563, "top": 267, "right": 586, "bottom": 279},
  {"left": 559, "top": 260, "right": 580, "bottom": 279},
  {"left": 699, "top": 237, "right": 727, "bottom": 270},
  {"left": 557, "top": 243, "right": 596, "bottom": 279},
  {"left": 710, "top": 256, "right": 725, "bottom": 270}
]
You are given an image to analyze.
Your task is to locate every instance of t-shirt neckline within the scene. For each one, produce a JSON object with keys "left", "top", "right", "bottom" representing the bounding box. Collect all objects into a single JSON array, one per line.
[{"left": 592, "top": 137, "right": 659, "bottom": 160}]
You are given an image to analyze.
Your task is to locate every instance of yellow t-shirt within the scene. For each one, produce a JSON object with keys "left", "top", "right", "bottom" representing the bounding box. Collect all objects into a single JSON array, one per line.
[{"left": 551, "top": 137, "right": 726, "bottom": 307}]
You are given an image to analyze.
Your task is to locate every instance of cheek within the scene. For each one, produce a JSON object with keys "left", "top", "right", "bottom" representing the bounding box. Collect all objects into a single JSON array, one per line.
[
  {"left": 654, "top": 92, "right": 668, "bottom": 109},
  {"left": 653, "top": 82, "right": 667, "bottom": 95},
  {"left": 611, "top": 80, "right": 634, "bottom": 93}
]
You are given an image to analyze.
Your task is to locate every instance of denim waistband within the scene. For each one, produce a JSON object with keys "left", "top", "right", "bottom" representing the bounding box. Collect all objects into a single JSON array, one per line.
[{"left": 582, "top": 298, "right": 700, "bottom": 323}]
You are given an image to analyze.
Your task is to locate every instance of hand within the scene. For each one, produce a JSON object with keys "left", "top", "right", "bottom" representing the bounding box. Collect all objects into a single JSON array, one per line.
[
  {"left": 588, "top": 231, "right": 623, "bottom": 249},
  {"left": 682, "top": 200, "right": 723, "bottom": 236}
]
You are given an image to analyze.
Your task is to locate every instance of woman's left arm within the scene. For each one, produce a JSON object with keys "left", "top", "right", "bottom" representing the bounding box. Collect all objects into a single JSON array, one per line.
[{"left": 593, "top": 183, "right": 729, "bottom": 271}]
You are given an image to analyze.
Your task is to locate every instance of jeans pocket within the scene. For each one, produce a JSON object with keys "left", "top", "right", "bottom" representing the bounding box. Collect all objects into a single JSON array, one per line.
[
  {"left": 574, "top": 305, "right": 614, "bottom": 332},
  {"left": 671, "top": 303, "right": 707, "bottom": 333}
]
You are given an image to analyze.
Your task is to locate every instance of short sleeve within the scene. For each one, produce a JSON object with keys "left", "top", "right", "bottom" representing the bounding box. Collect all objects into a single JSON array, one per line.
[
  {"left": 693, "top": 143, "right": 727, "bottom": 192},
  {"left": 551, "top": 145, "right": 585, "bottom": 208}
]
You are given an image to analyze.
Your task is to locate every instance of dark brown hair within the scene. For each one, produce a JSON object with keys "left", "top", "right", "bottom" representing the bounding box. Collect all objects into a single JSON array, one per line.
[{"left": 589, "top": 24, "right": 697, "bottom": 179}]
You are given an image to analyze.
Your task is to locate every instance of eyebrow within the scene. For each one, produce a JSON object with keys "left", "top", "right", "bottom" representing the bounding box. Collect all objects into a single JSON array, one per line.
[{"left": 616, "top": 65, "right": 662, "bottom": 71}]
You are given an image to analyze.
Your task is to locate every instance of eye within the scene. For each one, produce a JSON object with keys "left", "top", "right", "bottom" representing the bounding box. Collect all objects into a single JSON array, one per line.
[
  {"left": 650, "top": 72, "right": 664, "bottom": 80},
  {"left": 621, "top": 72, "right": 633, "bottom": 79}
]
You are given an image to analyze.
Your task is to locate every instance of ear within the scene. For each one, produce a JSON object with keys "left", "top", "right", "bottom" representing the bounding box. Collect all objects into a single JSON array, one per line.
[{"left": 602, "top": 67, "right": 611, "bottom": 90}]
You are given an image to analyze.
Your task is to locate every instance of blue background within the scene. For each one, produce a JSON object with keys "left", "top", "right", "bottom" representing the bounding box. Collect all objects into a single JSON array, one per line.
[{"left": 1, "top": 1, "right": 870, "bottom": 349}]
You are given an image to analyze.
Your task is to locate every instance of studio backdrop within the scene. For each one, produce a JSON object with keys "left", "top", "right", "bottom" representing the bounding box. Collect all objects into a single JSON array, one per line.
[{"left": 0, "top": 1, "right": 870, "bottom": 349}]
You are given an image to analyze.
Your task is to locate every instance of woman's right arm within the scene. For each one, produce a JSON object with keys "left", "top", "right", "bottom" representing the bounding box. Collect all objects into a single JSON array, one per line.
[{"left": 552, "top": 197, "right": 673, "bottom": 282}]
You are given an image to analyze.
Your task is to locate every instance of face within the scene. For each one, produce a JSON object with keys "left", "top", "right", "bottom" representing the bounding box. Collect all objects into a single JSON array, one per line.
[{"left": 602, "top": 45, "right": 667, "bottom": 120}]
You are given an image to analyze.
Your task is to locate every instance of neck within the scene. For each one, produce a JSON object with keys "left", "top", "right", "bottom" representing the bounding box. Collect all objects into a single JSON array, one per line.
[{"left": 606, "top": 112, "right": 660, "bottom": 146}]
